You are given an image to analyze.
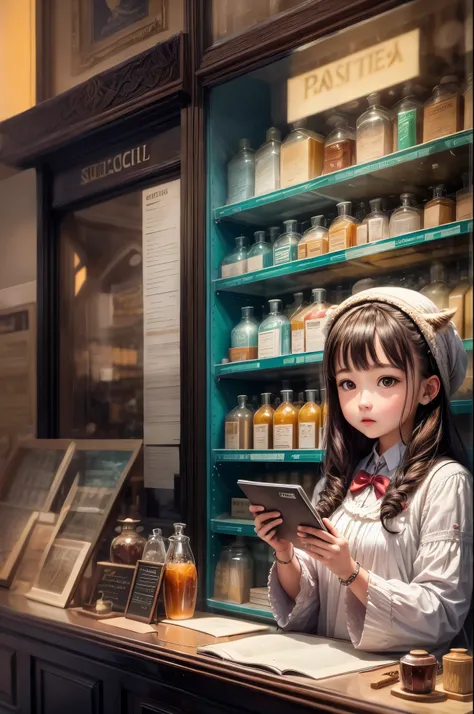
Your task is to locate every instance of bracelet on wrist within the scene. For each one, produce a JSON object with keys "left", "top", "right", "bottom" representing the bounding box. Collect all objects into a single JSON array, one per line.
[
  {"left": 338, "top": 561, "right": 361, "bottom": 587},
  {"left": 273, "top": 546, "right": 294, "bottom": 565}
]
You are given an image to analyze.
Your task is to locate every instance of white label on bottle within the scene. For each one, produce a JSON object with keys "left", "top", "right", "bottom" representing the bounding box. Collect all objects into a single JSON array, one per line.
[
  {"left": 305, "top": 318, "right": 327, "bottom": 352},
  {"left": 258, "top": 329, "right": 281, "bottom": 359},
  {"left": 274, "top": 424, "right": 293, "bottom": 449},
  {"left": 247, "top": 255, "right": 264, "bottom": 272},
  {"left": 225, "top": 421, "right": 239, "bottom": 449},
  {"left": 291, "top": 328, "right": 305, "bottom": 354},
  {"left": 254, "top": 424, "right": 269, "bottom": 450},
  {"left": 274, "top": 245, "right": 293, "bottom": 265},
  {"left": 368, "top": 217, "right": 385, "bottom": 242},
  {"left": 255, "top": 153, "right": 280, "bottom": 195},
  {"left": 299, "top": 422, "right": 316, "bottom": 449},
  {"left": 356, "top": 130, "right": 389, "bottom": 164},
  {"left": 356, "top": 224, "right": 368, "bottom": 245},
  {"left": 221, "top": 260, "right": 247, "bottom": 278},
  {"left": 390, "top": 215, "right": 421, "bottom": 237}
]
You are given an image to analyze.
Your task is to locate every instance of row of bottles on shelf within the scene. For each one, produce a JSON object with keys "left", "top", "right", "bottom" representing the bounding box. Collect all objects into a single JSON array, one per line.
[
  {"left": 226, "top": 77, "right": 473, "bottom": 203},
  {"left": 226, "top": 267, "right": 472, "bottom": 364},
  {"left": 220, "top": 179, "right": 473, "bottom": 277},
  {"left": 225, "top": 389, "right": 327, "bottom": 451}
]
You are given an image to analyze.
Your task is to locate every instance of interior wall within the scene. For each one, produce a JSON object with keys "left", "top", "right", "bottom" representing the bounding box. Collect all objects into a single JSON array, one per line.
[
  {"left": 51, "top": 0, "right": 184, "bottom": 96},
  {"left": 0, "top": 171, "right": 37, "bottom": 292},
  {"left": 0, "top": 0, "right": 36, "bottom": 120}
]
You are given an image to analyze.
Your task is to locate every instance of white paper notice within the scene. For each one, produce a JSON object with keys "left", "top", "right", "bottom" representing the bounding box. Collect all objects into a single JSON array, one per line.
[{"left": 142, "top": 180, "right": 181, "bottom": 472}]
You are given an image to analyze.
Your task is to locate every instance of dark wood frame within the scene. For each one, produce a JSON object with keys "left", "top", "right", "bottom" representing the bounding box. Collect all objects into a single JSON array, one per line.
[{"left": 124, "top": 559, "right": 165, "bottom": 623}]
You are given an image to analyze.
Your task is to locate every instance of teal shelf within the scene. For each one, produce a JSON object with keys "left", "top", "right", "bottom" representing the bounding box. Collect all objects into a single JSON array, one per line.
[
  {"left": 451, "top": 400, "right": 473, "bottom": 415},
  {"left": 214, "top": 449, "right": 325, "bottom": 463},
  {"left": 215, "top": 339, "right": 473, "bottom": 380},
  {"left": 211, "top": 516, "right": 256, "bottom": 537},
  {"left": 207, "top": 597, "right": 274, "bottom": 622},
  {"left": 214, "top": 131, "right": 473, "bottom": 226},
  {"left": 213, "top": 221, "right": 473, "bottom": 296}
]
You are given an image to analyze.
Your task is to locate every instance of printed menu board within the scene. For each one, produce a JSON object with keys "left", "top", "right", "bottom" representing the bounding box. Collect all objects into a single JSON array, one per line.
[{"left": 125, "top": 560, "right": 164, "bottom": 623}]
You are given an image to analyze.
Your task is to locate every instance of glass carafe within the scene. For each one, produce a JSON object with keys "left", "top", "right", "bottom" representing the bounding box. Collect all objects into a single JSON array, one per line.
[
  {"left": 142, "top": 528, "right": 168, "bottom": 563},
  {"left": 164, "top": 523, "right": 197, "bottom": 620}
]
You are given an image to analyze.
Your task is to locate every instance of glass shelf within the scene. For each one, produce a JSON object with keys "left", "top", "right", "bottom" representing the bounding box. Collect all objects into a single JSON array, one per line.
[
  {"left": 213, "top": 220, "right": 472, "bottom": 296},
  {"left": 216, "top": 340, "right": 473, "bottom": 380},
  {"left": 214, "top": 131, "right": 472, "bottom": 226},
  {"left": 213, "top": 449, "right": 325, "bottom": 463},
  {"left": 207, "top": 597, "right": 274, "bottom": 622},
  {"left": 211, "top": 516, "right": 256, "bottom": 536}
]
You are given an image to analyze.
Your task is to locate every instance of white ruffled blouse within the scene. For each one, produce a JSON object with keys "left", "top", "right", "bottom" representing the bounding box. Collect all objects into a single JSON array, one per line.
[{"left": 268, "top": 442, "right": 473, "bottom": 657}]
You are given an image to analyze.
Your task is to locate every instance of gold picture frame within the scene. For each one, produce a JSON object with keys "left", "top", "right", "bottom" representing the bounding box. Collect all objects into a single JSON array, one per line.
[{"left": 72, "top": 0, "right": 167, "bottom": 75}]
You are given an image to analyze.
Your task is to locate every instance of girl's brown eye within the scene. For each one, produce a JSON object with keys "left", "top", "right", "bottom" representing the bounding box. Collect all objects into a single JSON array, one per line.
[{"left": 380, "top": 377, "right": 398, "bottom": 388}]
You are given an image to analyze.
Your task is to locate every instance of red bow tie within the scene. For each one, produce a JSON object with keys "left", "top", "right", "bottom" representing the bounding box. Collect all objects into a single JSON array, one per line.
[{"left": 349, "top": 470, "right": 390, "bottom": 500}]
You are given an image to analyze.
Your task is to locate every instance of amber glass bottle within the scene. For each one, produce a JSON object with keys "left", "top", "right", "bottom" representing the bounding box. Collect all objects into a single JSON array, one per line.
[
  {"left": 253, "top": 393, "right": 274, "bottom": 450},
  {"left": 273, "top": 390, "right": 298, "bottom": 449},
  {"left": 298, "top": 390, "right": 321, "bottom": 449}
]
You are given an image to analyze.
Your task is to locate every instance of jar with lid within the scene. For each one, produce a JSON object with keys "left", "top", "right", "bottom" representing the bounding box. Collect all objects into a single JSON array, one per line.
[
  {"left": 399, "top": 650, "right": 438, "bottom": 694},
  {"left": 221, "top": 236, "right": 248, "bottom": 278},
  {"left": 142, "top": 528, "right": 168, "bottom": 563},
  {"left": 227, "top": 538, "right": 254, "bottom": 604},
  {"left": 164, "top": 523, "right": 197, "bottom": 620},
  {"left": 356, "top": 198, "right": 389, "bottom": 245},
  {"left": 442, "top": 648, "right": 473, "bottom": 695},
  {"left": 392, "top": 83, "right": 423, "bottom": 150},
  {"left": 423, "top": 78, "right": 462, "bottom": 143},
  {"left": 323, "top": 114, "right": 356, "bottom": 173},
  {"left": 280, "top": 120, "right": 325, "bottom": 187},
  {"left": 297, "top": 215, "right": 328, "bottom": 259},
  {"left": 389, "top": 194, "right": 422, "bottom": 237},
  {"left": 356, "top": 93, "right": 393, "bottom": 164},
  {"left": 423, "top": 184, "right": 455, "bottom": 228}
]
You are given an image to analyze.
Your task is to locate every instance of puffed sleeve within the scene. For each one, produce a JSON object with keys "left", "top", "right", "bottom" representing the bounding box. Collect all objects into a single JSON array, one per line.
[
  {"left": 346, "top": 465, "right": 473, "bottom": 652},
  {"left": 268, "top": 548, "right": 320, "bottom": 632}
]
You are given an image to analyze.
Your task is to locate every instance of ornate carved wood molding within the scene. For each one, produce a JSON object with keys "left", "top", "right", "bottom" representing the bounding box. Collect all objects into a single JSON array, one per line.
[{"left": 0, "top": 33, "right": 188, "bottom": 167}]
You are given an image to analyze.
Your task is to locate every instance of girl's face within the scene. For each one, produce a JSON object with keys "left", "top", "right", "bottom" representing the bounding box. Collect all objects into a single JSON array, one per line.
[{"left": 336, "top": 336, "right": 439, "bottom": 451}]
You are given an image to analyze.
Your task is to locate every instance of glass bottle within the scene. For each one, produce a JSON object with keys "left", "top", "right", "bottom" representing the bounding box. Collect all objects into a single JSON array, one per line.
[
  {"left": 227, "top": 538, "right": 253, "bottom": 604},
  {"left": 267, "top": 226, "right": 280, "bottom": 245},
  {"left": 356, "top": 198, "right": 389, "bottom": 245},
  {"left": 294, "top": 392, "right": 305, "bottom": 410},
  {"left": 284, "top": 291, "right": 305, "bottom": 320},
  {"left": 164, "top": 523, "right": 197, "bottom": 620},
  {"left": 221, "top": 236, "right": 248, "bottom": 278},
  {"left": 448, "top": 267, "right": 470, "bottom": 338},
  {"left": 253, "top": 393, "right": 274, "bottom": 450},
  {"left": 328, "top": 201, "right": 359, "bottom": 252},
  {"left": 213, "top": 545, "right": 231, "bottom": 600},
  {"left": 456, "top": 173, "right": 473, "bottom": 220},
  {"left": 423, "top": 79, "right": 462, "bottom": 143},
  {"left": 298, "top": 215, "right": 329, "bottom": 259},
  {"left": 226, "top": 139, "right": 255, "bottom": 204},
  {"left": 323, "top": 114, "right": 356, "bottom": 173},
  {"left": 273, "top": 390, "right": 298, "bottom": 449},
  {"left": 258, "top": 299, "right": 291, "bottom": 358},
  {"left": 423, "top": 185, "right": 455, "bottom": 229},
  {"left": 389, "top": 193, "right": 422, "bottom": 237},
  {"left": 225, "top": 395, "right": 253, "bottom": 449},
  {"left": 392, "top": 84, "right": 423, "bottom": 151},
  {"left": 464, "top": 73, "right": 473, "bottom": 130},
  {"left": 420, "top": 261, "right": 450, "bottom": 310},
  {"left": 356, "top": 93, "right": 393, "bottom": 164},
  {"left": 247, "top": 231, "right": 273, "bottom": 272},
  {"left": 354, "top": 201, "right": 368, "bottom": 224},
  {"left": 280, "top": 120, "right": 325, "bottom": 187},
  {"left": 255, "top": 127, "right": 281, "bottom": 195},
  {"left": 230, "top": 306, "right": 259, "bottom": 362},
  {"left": 319, "top": 387, "right": 328, "bottom": 448},
  {"left": 142, "top": 528, "right": 167, "bottom": 563},
  {"left": 298, "top": 389, "right": 322, "bottom": 449},
  {"left": 110, "top": 518, "right": 146, "bottom": 565},
  {"left": 273, "top": 219, "right": 301, "bottom": 266},
  {"left": 303, "top": 288, "right": 330, "bottom": 353}
]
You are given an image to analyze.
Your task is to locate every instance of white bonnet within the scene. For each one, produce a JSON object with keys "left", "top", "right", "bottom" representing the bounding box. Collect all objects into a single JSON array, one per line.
[{"left": 324, "top": 287, "right": 468, "bottom": 397}]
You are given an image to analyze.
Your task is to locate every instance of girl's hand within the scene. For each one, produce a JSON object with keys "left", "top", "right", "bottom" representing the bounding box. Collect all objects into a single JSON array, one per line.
[
  {"left": 249, "top": 505, "right": 291, "bottom": 554},
  {"left": 297, "top": 518, "right": 356, "bottom": 580}
]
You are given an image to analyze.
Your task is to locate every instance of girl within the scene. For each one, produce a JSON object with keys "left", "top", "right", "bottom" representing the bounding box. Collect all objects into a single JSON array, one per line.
[{"left": 250, "top": 287, "right": 472, "bottom": 656}]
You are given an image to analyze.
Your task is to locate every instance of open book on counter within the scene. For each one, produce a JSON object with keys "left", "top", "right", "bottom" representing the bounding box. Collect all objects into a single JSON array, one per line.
[{"left": 197, "top": 633, "right": 396, "bottom": 680}]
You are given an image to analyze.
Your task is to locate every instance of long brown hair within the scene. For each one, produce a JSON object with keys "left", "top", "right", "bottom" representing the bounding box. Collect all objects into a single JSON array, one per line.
[{"left": 316, "top": 302, "right": 468, "bottom": 534}]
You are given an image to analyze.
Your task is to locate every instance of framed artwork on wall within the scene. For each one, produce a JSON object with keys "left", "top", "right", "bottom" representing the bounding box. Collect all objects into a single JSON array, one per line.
[{"left": 72, "top": 0, "right": 168, "bottom": 74}]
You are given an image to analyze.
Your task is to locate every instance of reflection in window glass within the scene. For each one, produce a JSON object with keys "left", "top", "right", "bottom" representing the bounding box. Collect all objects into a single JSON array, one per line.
[{"left": 211, "top": 0, "right": 307, "bottom": 43}]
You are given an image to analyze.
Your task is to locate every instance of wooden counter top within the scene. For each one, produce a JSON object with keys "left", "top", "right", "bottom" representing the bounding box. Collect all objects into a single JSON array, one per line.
[{"left": 0, "top": 590, "right": 471, "bottom": 714}]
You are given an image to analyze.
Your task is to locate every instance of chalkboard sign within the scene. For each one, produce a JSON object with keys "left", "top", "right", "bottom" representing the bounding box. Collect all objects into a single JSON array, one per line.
[
  {"left": 90, "top": 562, "right": 135, "bottom": 613},
  {"left": 125, "top": 560, "right": 165, "bottom": 623}
]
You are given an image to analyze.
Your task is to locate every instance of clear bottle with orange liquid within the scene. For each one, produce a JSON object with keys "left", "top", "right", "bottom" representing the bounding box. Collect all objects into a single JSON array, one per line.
[
  {"left": 253, "top": 393, "right": 274, "bottom": 450},
  {"left": 164, "top": 523, "right": 197, "bottom": 620},
  {"left": 298, "top": 389, "right": 321, "bottom": 449},
  {"left": 273, "top": 389, "right": 298, "bottom": 449}
]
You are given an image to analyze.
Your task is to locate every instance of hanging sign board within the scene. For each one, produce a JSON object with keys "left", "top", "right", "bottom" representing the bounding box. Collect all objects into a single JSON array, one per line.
[{"left": 287, "top": 29, "right": 420, "bottom": 123}]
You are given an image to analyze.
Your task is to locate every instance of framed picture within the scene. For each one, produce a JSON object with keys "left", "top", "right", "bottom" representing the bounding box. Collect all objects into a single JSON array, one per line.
[
  {"left": 11, "top": 514, "right": 58, "bottom": 594},
  {"left": 72, "top": 0, "right": 168, "bottom": 74},
  {"left": 0, "top": 504, "right": 39, "bottom": 587},
  {"left": 26, "top": 439, "right": 142, "bottom": 608}
]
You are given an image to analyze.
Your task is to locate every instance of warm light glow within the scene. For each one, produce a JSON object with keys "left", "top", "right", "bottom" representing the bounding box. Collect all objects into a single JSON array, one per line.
[
  {"left": 75, "top": 266, "right": 87, "bottom": 296},
  {"left": 74, "top": 252, "right": 80, "bottom": 269}
]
